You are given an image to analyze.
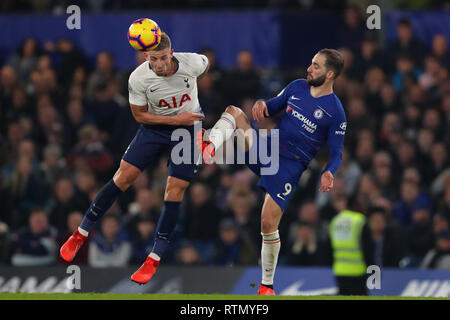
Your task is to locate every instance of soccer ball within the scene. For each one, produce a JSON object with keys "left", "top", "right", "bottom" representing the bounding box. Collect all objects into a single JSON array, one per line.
[{"left": 127, "top": 18, "right": 162, "bottom": 51}]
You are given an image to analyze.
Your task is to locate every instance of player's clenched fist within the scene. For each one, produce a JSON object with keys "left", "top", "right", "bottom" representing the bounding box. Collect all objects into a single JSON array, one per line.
[
  {"left": 319, "top": 170, "right": 334, "bottom": 192},
  {"left": 173, "top": 112, "right": 204, "bottom": 126},
  {"left": 252, "top": 100, "right": 269, "bottom": 122}
]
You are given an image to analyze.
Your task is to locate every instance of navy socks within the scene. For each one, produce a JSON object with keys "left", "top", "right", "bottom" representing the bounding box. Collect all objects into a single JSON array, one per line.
[
  {"left": 151, "top": 201, "right": 181, "bottom": 258},
  {"left": 80, "top": 179, "right": 122, "bottom": 232}
]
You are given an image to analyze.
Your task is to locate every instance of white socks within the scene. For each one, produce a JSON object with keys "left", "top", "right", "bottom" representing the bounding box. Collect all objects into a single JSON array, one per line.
[
  {"left": 149, "top": 252, "right": 161, "bottom": 261},
  {"left": 261, "top": 230, "right": 281, "bottom": 286},
  {"left": 209, "top": 112, "right": 236, "bottom": 150},
  {"left": 78, "top": 227, "right": 88, "bottom": 237}
]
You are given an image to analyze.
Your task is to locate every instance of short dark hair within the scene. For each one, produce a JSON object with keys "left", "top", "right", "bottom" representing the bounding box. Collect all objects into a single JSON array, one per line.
[
  {"left": 397, "top": 17, "right": 411, "bottom": 27},
  {"left": 153, "top": 32, "right": 171, "bottom": 51},
  {"left": 318, "top": 48, "right": 344, "bottom": 79}
]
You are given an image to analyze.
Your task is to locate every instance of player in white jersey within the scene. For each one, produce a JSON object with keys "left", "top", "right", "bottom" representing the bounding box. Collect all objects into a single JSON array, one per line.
[{"left": 60, "top": 32, "right": 209, "bottom": 284}]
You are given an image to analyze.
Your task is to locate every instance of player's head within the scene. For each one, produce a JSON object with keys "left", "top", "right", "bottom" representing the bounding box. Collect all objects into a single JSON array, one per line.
[
  {"left": 145, "top": 32, "right": 174, "bottom": 76},
  {"left": 307, "top": 48, "right": 344, "bottom": 87}
]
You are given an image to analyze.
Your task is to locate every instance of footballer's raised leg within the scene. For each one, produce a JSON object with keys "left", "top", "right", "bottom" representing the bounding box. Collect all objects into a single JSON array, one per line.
[
  {"left": 198, "top": 105, "right": 253, "bottom": 163},
  {"left": 60, "top": 160, "right": 140, "bottom": 262},
  {"left": 131, "top": 176, "right": 189, "bottom": 284}
]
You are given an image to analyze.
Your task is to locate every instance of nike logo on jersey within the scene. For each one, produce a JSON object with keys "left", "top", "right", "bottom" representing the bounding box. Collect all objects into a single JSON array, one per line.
[
  {"left": 276, "top": 193, "right": 285, "bottom": 200},
  {"left": 150, "top": 87, "right": 159, "bottom": 92},
  {"left": 291, "top": 96, "right": 300, "bottom": 100}
]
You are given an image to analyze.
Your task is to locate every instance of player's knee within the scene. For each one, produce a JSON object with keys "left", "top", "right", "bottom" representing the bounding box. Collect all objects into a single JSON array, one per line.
[
  {"left": 261, "top": 217, "right": 276, "bottom": 234},
  {"left": 225, "top": 105, "right": 242, "bottom": 118},
  {"left": 164, "top": 179, "right": 189, "bottom": 201},
  {"left": 113, "top": 169, "right": 137, "bottom": 191}
]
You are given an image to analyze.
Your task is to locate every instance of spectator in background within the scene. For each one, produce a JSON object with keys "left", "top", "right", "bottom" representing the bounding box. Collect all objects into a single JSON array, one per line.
[
  {"left": 125, "top": 188, "right": 161, "bottom": 235},
  {"left": 406, "top": 205, "right": 435, "bottom": 267},
  {"left": 354, "top": 131, "right": 375, "bottom": 172},
  {"left": 8, "top": 155, "right": 46, "bottom": 229},
  {"left": 419, "top": 55, "right": 448, "bottom": 92},
  {"left": 388, "top": 18, "right": 426, "bottom": 69},
  {"left": 6, "top": 38, "right": 40, "bottom": 84},
  {"left": 222, "top": 50, "right": 260, "bottom": 104},
  {"left": 393, "top": 180, "right": 431, "bottom": 225},
  {"left": 198, "top": 72, "right": 225, "bottom": 127},
  {"left": 174, "top": 240, "right": 201, "bottom": 265},
  {"left": 40, "top": 143, "right": 69, "bottom": 187},
  {"left": 63, "top": 99, "right": 94, "bottom": 151},
  {"left": 66, "top": 124, "right": 114, "bottom": 176},
  {"left": 288, "top": 201, "right": 329, "bottom": 243},
  {"left": 345, "top": 97, "right": 376, "bottom": 152},
  {"left": 421, "top": 230, "right": 450, "bottom": 269},
  {"left": 284, "top": 220, "right": 328, "bottom": 266},
  {"left": 433, "top": 211, "right": 449, "bottom": 236},
  {"left": 45, "top": 38, "right": 88, "bottom": 87},
  {"left": 422, "top": 108, "right": 444, "bottom": 138},
  {"left": 74, "top": 168, "right": 98, "bottom": 208},
  {"left": 199, "top": 47, "right": 224, "bottom": 90},
  {"left": 0, "top": 66, "right": 17, "bottom": 107},
  {"left": 372, "top": 151, "right": 397, "bottom": 200},
  {"left": 379, "top": 82, "right": 400, "bottom": 113},
  {"left": 213, "top": 218, "right": 258, "bottom": 266},
  {"left": 182, "top": 182, "right": 222, "bottom": 244},
  {"left": 364, "top": 67, "right": 386, "bottom": 114},
  {"left": 356, "top": 173, "right": 382, "bottom": 208},
  {"left": 4, "top": 85, "right": 32, "bottom": 125},
  {"left": 224, "top": 184, "right": 260, "bottom": 247},
  {"left": 392, "top": 53, "right": 422, "bottom": 93},
  {"left": 429, "top": 142, "right": 449, "bottom": 182},
  {"left": 130, "top": 216, "right": 156, "bottom": 265},
  {"left": 368, "top": 206, "right": 406, "bottom": 268},
  {"left": 335, "top": 147, "right": 362, "bottom": 200},
  {"left": 49, "top": 177, "right": 85, "bottom": 231},
  {"left": 9, "top": 207, "right": 58, "bottom": 266},
  {"left": 86, "top": 51, "right": 123, "bottom": 101},
  {"left": 87, "top": 81, "right": 122, "bottom": 142},
  {"left": 431, "top": 34, "right": 449, "bottom": 68},
  {"left": 88, "top": 214, "right": 131, "bottom": 267},
  {"left": 353, "top": 33, "right": 385, "bottom": 81},
  {"left": 338, "top": 47, "right": 358, "bottom": 80},
  {"left": 57, "top": 211, "right": 89, "bottom": 265},
  {"left": 0, "top": 220, "right": 9, "bottom": 264},
  {"left": 336, "top": 5, "right": 366, "bottom": 52}
]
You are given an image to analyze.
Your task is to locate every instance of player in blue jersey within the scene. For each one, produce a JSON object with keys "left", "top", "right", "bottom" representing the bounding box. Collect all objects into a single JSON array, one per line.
[
  {"left": 198, "top": 49, "right": 346, "bottom": 295},
  {"left": 60, "top": 33, "right": 209, "bottom": 284}
]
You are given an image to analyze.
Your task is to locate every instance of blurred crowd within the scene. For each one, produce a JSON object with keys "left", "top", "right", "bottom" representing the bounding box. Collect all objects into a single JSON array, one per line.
[
  {"left": 0, "top": 7, "right": 449, "bottom": 270},
  {"left": 1, "top": 0, "right": 450, "bottom": 13}
]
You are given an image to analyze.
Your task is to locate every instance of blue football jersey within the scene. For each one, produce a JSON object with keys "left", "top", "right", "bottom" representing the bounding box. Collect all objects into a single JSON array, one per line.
[{"left": 264, "top": 79, "right": 347, "bottom": 174}]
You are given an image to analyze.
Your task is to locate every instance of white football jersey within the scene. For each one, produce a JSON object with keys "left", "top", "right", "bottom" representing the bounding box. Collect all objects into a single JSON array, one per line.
[{"left": 128, "top": 52, "right": 208, "bottom": 116}]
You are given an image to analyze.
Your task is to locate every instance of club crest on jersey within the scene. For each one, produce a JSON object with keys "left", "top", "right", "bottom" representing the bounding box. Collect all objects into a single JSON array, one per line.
[
  {"left": 313, "top": 109, "right": 323, "bottom": 119},
  {"left": 184, "top": 77, "right": 190, "bottom": 88}
]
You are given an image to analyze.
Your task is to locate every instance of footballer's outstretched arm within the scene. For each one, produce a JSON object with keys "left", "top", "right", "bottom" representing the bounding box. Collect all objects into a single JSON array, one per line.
[{"left": 130, "top": 104, "right": 204, "bottom": 126}]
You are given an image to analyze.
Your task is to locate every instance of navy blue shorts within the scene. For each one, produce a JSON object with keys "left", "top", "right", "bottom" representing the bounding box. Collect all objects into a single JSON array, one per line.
[
  {"left": 237, "top": 127, "right": 306, "bottom": 212},
  {"left": 122, "top": 124, "right": 200, "bottom": 182}
]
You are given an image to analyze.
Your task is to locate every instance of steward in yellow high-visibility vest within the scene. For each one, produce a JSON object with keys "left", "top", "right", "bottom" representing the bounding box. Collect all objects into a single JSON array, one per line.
[{"left": 329, "top": 209, "right": 374, "bottom": 295}]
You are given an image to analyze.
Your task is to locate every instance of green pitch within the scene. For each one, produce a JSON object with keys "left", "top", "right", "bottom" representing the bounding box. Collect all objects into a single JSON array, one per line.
[{"left": 0, "top": 293, "right": 448, "bottom": 300}]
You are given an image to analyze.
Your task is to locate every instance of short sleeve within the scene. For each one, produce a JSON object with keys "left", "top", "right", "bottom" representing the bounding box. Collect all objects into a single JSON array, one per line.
[
  {"left": 128, "top": 74, "right": 147, "bottom": 106},
  {"left": 183, "top": 53, "right": 209, "bottom": 77}
]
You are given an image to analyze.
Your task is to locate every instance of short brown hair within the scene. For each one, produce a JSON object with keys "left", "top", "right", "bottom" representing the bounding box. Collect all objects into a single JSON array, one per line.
[
  {"left": 153, "top": 32, "right": 171, "bottom": 51},
  {"left": 318, "top": 48, "right": 344, "bottom": 79}
]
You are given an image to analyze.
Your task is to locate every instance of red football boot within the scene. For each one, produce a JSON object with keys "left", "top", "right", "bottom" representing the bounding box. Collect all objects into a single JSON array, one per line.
[
  {"left": 131, "top": 256, "right": 160, "bottom": 285},
  {"left": 60, "top": 229, "right": 87, "bottom": 262},
  {"left": 195, "top": 128, "right": 215, "bottom": 164},
  {"left": 256, "top": 285, "right": 276, "bottom": 295}
]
